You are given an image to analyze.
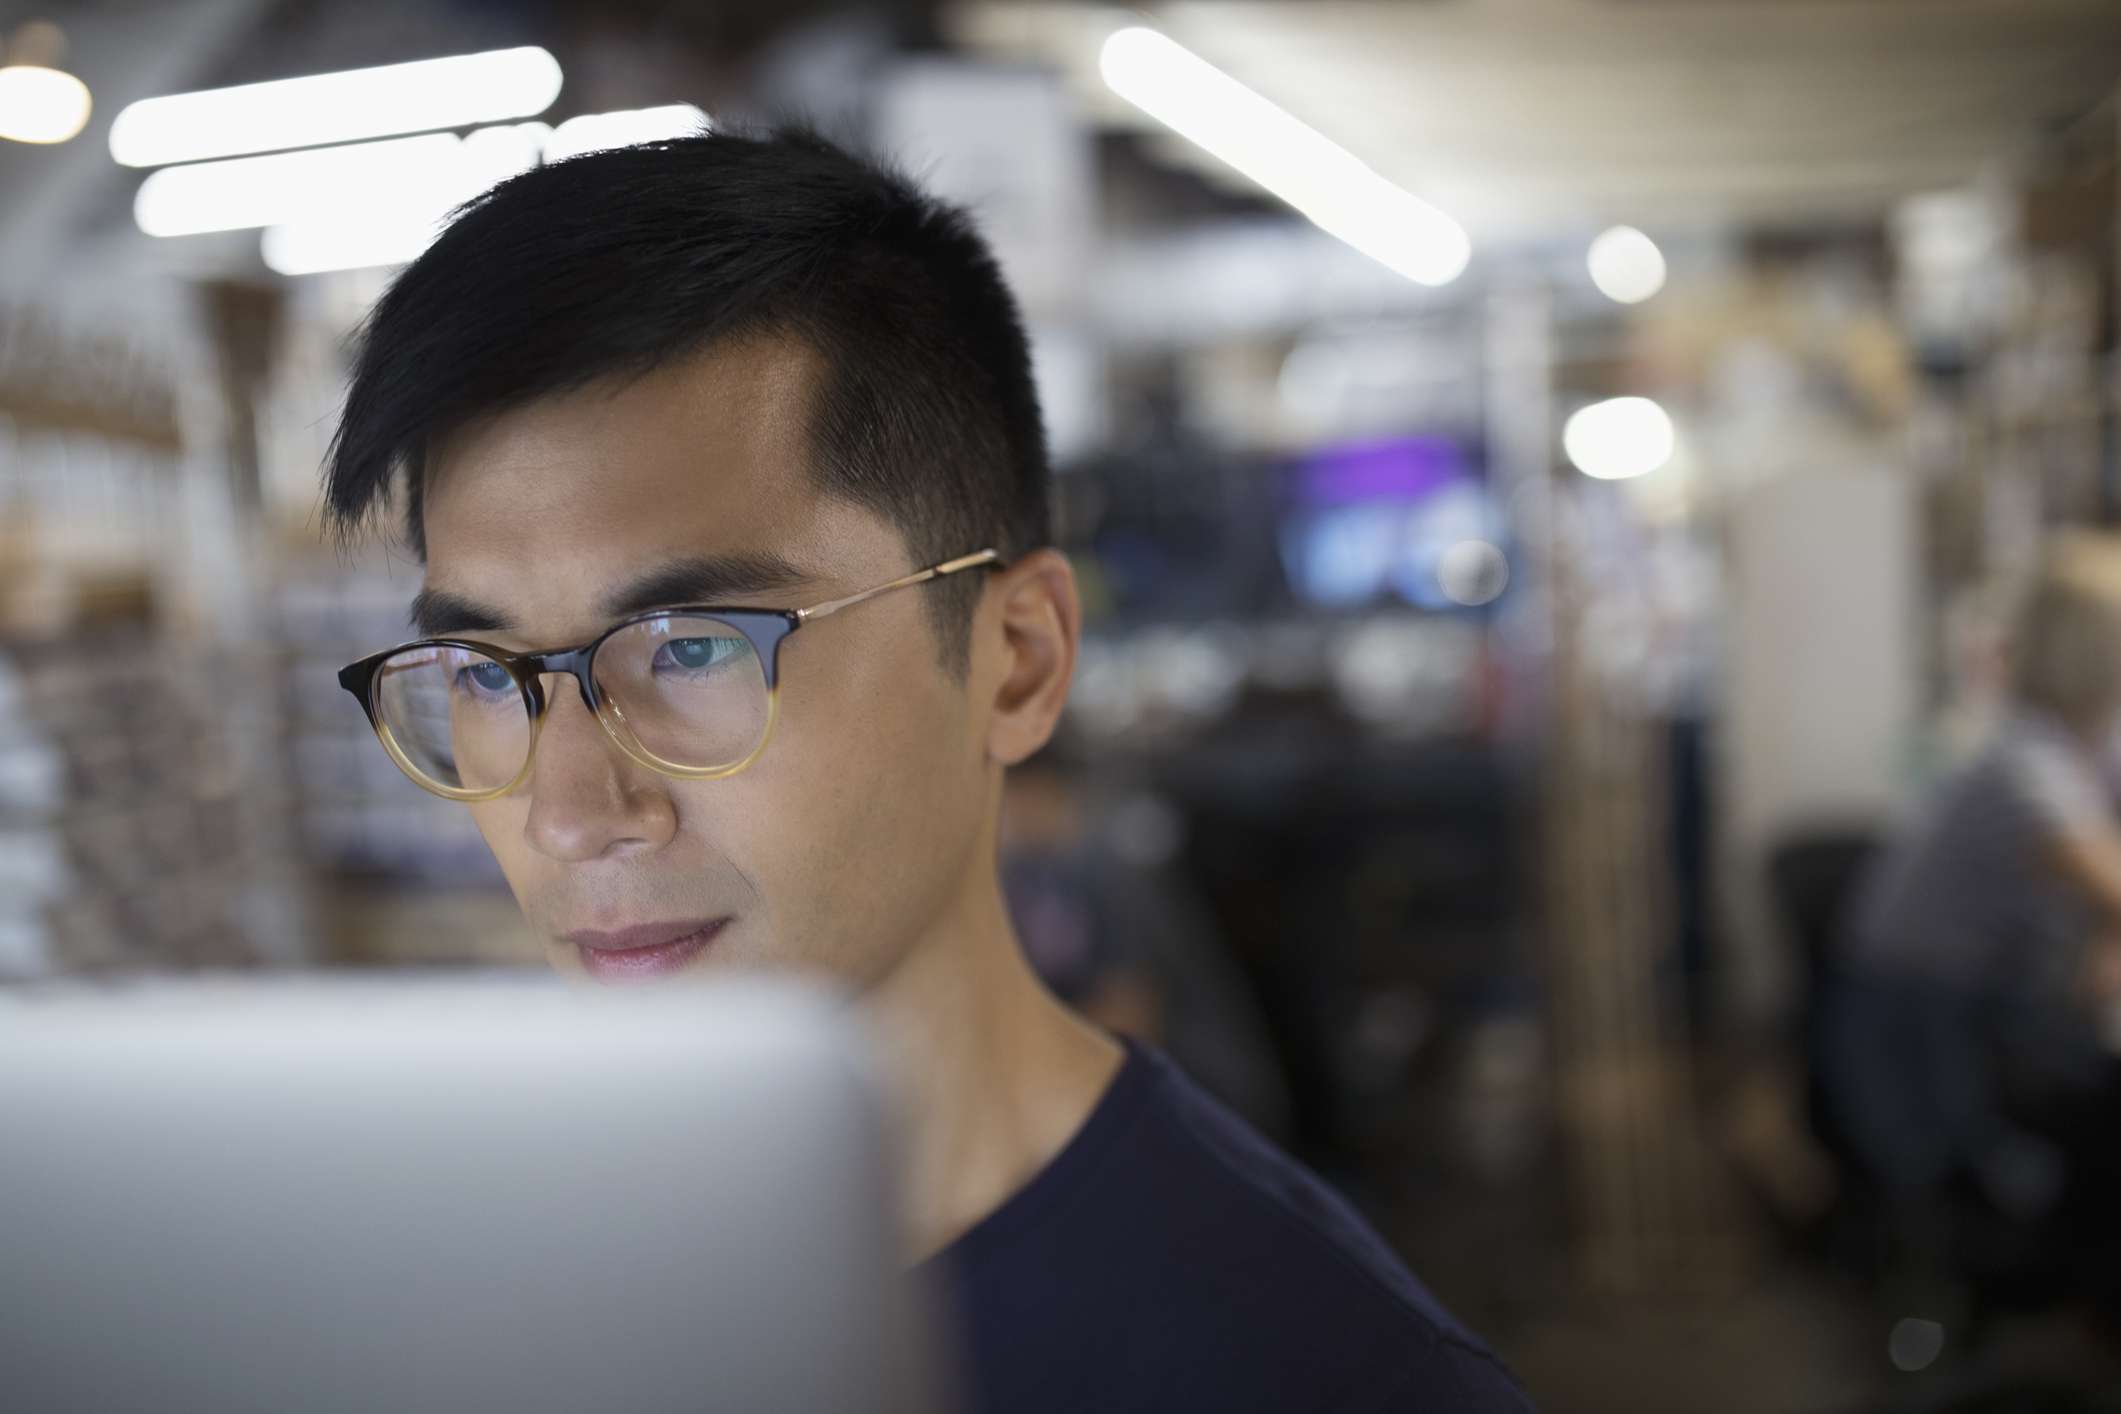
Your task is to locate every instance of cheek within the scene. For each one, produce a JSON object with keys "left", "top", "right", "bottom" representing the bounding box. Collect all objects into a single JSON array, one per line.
[
  {"left": 466, "top": 798, "right": 536, "bottom": 900},
  {"left": 738, "top": 646, "right": 985, "bottom": 963}
]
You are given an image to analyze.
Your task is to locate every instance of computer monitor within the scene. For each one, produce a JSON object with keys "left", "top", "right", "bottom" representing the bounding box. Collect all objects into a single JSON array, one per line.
[{"left": 0, "top": 975, "right": 947, "bottom": 1414}]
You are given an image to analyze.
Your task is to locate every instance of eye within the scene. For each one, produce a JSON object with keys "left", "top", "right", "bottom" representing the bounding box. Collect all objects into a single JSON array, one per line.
[
  {"left": 651, "top": 636, "right": 747, "bottom": 675},
  {"left": 454, "top": 659, "right": 515, "bottom": 698}
]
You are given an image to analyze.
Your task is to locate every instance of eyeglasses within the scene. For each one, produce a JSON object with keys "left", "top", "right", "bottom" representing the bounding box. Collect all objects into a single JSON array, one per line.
[{"left": 338, "top": 549, "right": 1004, "bottom": 802}]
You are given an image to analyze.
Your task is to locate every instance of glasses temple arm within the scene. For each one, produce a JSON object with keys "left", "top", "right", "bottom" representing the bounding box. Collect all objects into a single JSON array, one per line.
[{"left": 794, "top": 549, "right": 1002, "bottom": 624}]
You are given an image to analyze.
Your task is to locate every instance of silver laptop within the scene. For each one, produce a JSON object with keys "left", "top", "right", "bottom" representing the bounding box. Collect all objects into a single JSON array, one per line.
[{"left": 0, "top": 975, "right": 948, "bottom": 1414}]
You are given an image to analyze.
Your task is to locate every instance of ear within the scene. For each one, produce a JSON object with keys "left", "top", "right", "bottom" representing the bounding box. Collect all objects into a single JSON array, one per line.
[{"left": 982, "top": 548, "right": 1080, "bottom": 768}]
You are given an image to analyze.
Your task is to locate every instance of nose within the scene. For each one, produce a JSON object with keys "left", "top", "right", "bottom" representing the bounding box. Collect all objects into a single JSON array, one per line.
[{"left": 520, "top": 679, "right": 678, "bottom": 863}]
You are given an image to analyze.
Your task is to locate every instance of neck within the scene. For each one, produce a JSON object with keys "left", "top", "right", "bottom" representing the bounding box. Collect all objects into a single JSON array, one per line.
[{"left": 860, "top": 858, "right": 1122, "bottom": 1262}]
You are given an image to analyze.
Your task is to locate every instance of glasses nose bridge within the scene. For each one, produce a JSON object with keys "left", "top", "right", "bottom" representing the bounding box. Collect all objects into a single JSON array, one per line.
[{"left": 522, "top": 647, "right": 599, "bottom": 715}]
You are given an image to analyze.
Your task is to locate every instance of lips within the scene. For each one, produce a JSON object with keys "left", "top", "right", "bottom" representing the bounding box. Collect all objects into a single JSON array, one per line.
[{"left": 566, "top": 918, "right": 726, "bottom": 983}]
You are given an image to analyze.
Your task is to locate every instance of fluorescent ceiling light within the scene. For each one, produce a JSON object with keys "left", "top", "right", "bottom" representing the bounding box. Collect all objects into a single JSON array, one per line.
[
  {"left": 262, "top": 217, "right": 439, "bottom": 277},
  {"left": 109, "top": 46, "right": 562, "bottom": 168},
  {"left": 132, "top": 99, "right": 697, "bottom": 275},
  {"left": 543, "top": 103, "right": 707, "bottom": 161},
  {"left": 136, "top": 134, "right": 462, "bottom": 236},
  {"left": 264, "top": 123, "right": 549, "bottom": 275},
  {"left": 1099, "top": 26, "right": 1467, "bottom": 286},
  {"left": 0, "top": 65, "right": 92, "bottom": 145},
  {"left": 135, "top": 123, "right": 547, "bottom": 238},
  {"left": 259, "top": 105, "right": 706, "bottom": 276}
]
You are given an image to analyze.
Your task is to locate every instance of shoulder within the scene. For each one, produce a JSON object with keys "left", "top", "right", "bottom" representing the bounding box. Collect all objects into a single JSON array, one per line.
[
  {"left": 1992, "top": 715, "right": 2108, "bottom": 832},
  {"left": 1126, "top": 1046, "right": 1531, "bottom": 1401},
  {"left": 933, "top": 1042, "right": 1538, "bottom": 1411}
]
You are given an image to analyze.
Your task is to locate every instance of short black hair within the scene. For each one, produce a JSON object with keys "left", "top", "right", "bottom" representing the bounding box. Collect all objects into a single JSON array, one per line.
[{"left": 324, "top": 125, "right": 1051, "bottom": 668}]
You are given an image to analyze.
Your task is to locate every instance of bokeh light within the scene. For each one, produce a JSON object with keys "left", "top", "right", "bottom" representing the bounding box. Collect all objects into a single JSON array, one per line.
[
  {"left": 1587, "top": 225, "right": 1667, "bottom": 304},
  {"left": 1563, "top": 396, "right": 1676, "bottom": 480},
  {"left": 0, "top": 64, "right": 91, "bottom": 145}
]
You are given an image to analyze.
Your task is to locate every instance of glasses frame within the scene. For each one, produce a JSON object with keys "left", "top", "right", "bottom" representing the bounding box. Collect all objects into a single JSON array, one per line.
[{"left": 338, "top": 549, "right": 1004, "bottom": 802}]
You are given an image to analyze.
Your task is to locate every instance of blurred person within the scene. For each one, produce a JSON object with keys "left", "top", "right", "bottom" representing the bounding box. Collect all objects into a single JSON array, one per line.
[
  {"left": 1000, "top": 745, "right": 1292, "bottom": 1136},
  {"left": 323, "top": 129, "right": 1531, "bottom": 1412},
  {"left": 1828, "top": 533, "right": 2121, "bottom": 1270}
]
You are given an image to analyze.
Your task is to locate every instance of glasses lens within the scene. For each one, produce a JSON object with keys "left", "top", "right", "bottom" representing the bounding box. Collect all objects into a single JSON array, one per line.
[
  {"left": 593, "top": 616, "right": 769, "bottom": 773},
  {"left": 372, "top": 644, "right": 532, "bottom": 795}
]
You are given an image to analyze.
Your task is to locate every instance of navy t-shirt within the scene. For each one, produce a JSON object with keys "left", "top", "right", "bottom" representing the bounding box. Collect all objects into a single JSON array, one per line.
[{"left": 920, "top": 1041, "right": 1535, "bottom": 1413}]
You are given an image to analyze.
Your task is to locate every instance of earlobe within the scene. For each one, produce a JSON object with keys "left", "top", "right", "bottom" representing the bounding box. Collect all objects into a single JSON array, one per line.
[{"left": 984, "top": 549, "right": 1080, "bottom": 768}]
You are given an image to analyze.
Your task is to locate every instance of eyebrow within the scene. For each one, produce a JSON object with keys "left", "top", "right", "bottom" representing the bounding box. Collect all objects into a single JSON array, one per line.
[
  {"left": 408, "top": 551, "right": 815, "bottom": 639},
  {"left": 598, "top": 551, "right": 814, "bottom": 619},
  {"left": 407, "top": 589, "right": 513, "bottom": 638}
]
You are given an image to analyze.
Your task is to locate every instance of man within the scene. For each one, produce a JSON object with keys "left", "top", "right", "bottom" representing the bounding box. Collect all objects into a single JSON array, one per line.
[
  {"left": 1830, "top": 536, "right": 2121, "bottom": 1275},
  {"left": 326, "top": 127, "right": 1531, "bottom": 1413}
]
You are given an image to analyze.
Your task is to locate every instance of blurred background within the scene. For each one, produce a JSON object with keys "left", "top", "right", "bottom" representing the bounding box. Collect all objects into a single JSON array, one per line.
[{"left": 3, "top": 0, "right": 2121, "bottom": 1408}]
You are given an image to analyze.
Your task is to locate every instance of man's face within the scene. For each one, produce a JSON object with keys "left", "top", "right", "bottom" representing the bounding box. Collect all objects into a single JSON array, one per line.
[{"left": 418, "top": 337, "right": 998, "bottom": 989}]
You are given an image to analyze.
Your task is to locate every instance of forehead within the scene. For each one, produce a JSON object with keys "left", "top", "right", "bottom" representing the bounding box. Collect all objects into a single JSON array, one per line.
[{"left": 419, "top": 336, "right": 834, "bottom": 625}]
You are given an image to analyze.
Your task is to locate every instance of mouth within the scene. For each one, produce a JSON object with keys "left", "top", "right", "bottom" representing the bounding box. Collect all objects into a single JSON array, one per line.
[{"left": 565, "top": 918, "right": 727, "bottom": 983}]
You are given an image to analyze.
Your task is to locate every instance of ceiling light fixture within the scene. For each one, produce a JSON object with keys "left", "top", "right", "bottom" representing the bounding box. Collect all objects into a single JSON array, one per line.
[
  {"left": 1099, "top": 26, "right": 1468, "bottom": 286},
  {"left": 110, "top": 46, "right": 562, "bottom": 168}
]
